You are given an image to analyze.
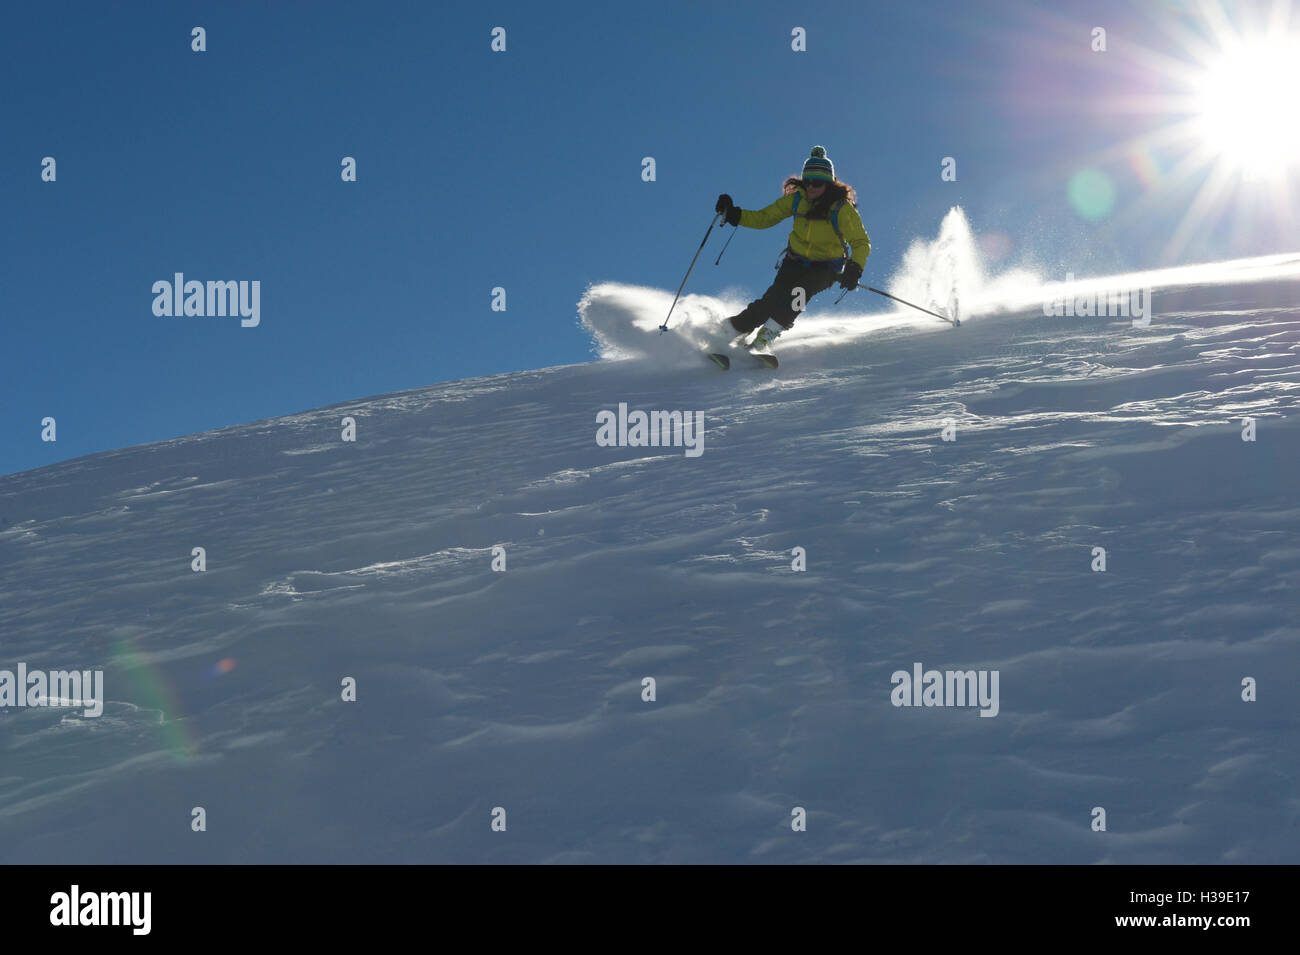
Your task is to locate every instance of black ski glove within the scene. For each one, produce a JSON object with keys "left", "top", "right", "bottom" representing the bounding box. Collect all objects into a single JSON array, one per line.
[
  {"left": 839, "top": 260, "right": 863, "bottom": 290},
  {"left": 715, "top": 194, "right": 742, "bottom": 226}
]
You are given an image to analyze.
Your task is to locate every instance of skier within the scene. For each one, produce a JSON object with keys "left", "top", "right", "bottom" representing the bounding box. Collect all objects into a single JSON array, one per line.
[{"left": 714, "top": 146, "right": 870, "bottom": 357}]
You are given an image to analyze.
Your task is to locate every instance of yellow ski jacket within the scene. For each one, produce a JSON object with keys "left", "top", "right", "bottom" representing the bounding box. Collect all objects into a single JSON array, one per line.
[{"left": 738, "top": 187, "right": 870, "bottom": 269}]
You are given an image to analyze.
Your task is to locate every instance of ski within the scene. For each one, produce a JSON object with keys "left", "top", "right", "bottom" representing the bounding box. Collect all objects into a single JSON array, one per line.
[
  {"left": 703, "top": 350, "right": 778, "bottom": 370},
  {"left": 705, "top": 349, "right": 778, "bottom": 370}
]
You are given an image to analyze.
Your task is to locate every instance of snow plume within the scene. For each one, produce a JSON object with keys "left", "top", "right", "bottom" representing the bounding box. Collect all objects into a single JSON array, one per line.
[
  {"left": 885, "top": 206, "right": 1041, "bottom": 321},
  {"left": 578, "top": 283, "right": 750, "bottom": 364}
]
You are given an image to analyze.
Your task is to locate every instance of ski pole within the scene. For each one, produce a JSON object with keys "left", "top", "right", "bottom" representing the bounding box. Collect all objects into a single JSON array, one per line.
[
  {"left": 868, "top": 287, "right": 961, "bottom": 324},
  {"left": 713, "top": 224, "right": 737, "bottom": 266},
  {"left": 842, "top": 283, "right": 967, "bottom": 324},
  {"left": 660, "top": 213, "right": 721, "bottom": 333}
]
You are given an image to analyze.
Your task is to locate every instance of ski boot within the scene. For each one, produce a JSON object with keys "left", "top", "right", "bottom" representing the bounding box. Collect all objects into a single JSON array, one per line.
[{"left": 746, "top": 319, "right": 784, "bottom": 367}]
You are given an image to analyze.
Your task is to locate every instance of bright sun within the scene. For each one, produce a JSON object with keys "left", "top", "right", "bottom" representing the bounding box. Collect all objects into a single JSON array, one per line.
[
  {"left": 1192, "top": 36, "right": 1300, "bottom": 179},
  {"left": 1057, "top": 1, "right": 1300, "bottom": 262}
]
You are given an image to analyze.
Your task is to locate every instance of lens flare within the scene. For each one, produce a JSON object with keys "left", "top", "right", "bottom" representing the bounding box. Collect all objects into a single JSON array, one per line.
[
  {"left": 1067, "top": 168, "right": 1118, "bottom": 221},
  {"left": 112, "top": 637, "right": 199, "bottom": 761}
]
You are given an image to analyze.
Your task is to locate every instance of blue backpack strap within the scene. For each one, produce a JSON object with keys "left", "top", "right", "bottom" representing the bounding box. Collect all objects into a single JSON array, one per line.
[
  {"left": 831, "top": 200, "right": 854, "bottom": 241},
  {"left": 831, "top": 200, "right": 850, "bottom": 265},
  {"left": 791, "top": 192, "right": 801, "bottom": 218}
]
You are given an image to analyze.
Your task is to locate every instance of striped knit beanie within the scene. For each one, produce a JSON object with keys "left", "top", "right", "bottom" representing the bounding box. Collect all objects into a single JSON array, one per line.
[{"left": 802, "top": 145, "right": 835, "bottom": 183}]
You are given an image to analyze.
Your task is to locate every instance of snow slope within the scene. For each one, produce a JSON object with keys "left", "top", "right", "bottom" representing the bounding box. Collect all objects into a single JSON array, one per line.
[{"left": 2, "top": 235, "right": 1298, "bottom": 863}]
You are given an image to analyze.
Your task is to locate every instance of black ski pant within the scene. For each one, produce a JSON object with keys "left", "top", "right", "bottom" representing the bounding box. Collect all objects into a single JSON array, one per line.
[{"left": 728, "top": 257, "right": 840, "bottom": 335}]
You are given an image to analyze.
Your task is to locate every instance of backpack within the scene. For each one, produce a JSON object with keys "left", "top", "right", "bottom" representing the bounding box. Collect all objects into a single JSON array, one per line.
[{"left": 787, "top": 191, "right": 850, "bottom": 267}]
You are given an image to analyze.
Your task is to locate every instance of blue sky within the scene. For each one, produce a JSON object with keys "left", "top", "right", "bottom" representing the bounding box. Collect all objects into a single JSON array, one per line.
[{"left": 3, "top": 0, "right": 1296, "bottom": 476}]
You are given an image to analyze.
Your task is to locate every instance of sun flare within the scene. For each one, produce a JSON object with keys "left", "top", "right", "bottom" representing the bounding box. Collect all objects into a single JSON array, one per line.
[{"left": 1192, "top": 36, "right": 1300, "bottom": 179}]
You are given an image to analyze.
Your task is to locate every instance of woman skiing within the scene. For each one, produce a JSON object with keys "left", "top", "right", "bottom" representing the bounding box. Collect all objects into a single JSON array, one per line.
[{"left": 714, "top": 145, "right": 870, "bottom": 358}]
